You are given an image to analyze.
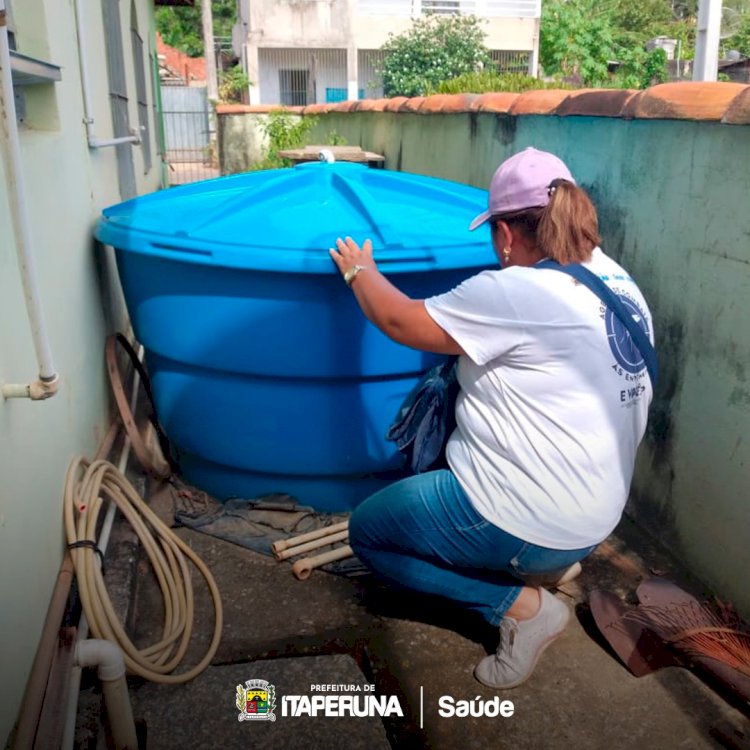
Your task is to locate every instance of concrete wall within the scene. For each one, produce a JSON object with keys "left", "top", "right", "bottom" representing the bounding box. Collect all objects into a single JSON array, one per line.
[
  {"left": 218, "top": 110, "right": 278, "bottom": 173},
  {"left": 0, "top": 0, "right": 162, "bottom": 743},
  {"left": 216, "top": 84, "right": 750, "bottom": 616},
  {"left": 236, "top": 0, "right": 539, "bottom": 104},
  {"left": 238, "top": 0, "right": 536, "bottom": 50}
]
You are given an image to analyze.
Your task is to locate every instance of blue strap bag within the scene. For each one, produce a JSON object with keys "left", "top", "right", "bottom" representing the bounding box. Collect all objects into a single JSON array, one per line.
[
  {"left": 536, "top": 259, "right": 658, "bottom": 389},
  {"left": 386, "top": 357, "right": 459, "bottom": 474},
  {"left": 387, "top": 259, "right": 658, "bottom": 474}
]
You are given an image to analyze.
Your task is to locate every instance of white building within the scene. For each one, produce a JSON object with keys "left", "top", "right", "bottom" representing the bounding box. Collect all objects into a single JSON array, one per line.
[
  {"left": 234, "top": 0, "right": 541, "bottom": 105},
  {"left": 1, "top": 0, "right": 163, "bottom": 743}
]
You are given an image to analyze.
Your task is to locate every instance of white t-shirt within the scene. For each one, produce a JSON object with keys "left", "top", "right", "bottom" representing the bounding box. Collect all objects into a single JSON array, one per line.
[{"left": 424, "top": 248, "right": 653, "bottom": 550}]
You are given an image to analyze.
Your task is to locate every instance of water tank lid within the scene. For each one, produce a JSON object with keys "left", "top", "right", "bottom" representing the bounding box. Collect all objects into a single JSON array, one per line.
[{"left": 95, "top": 162, "right": 494, "bottom": 273}]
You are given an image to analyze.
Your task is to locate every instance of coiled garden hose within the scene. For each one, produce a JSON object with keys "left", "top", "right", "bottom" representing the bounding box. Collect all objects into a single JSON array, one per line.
[{"left": 64, "top": 457, "right": 223, "bottom": 683}]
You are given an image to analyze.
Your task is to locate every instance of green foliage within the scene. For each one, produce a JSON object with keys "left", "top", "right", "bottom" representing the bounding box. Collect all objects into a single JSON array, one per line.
[
  {"left": 642, "top": 47, "right": 669, "bottom": 87},
  {"left": 156, "top": 0, "right": 236, "bottom": 57},
  {"left": 264, "top": 112, "right": 318, "bottom": 159},
  {"left": 541, "top": 0, "right": 697, "bottom": 88},
  {"left": 722, "top": 13, "right": 750, "bottom": 58},
  {"left": 251, "top": 112, "right": 347, "bottom": 170},
  {"left": 325, "top": 131, "right": 349, "bottom": 146},
  {"left": 432, "top": 71, "right": 572, "bottom": 94},
  {"left": 609, "top": 0, "right": 673, "bottom": 36},
  {"left": 380, "top": 15, "right": 491, "bottom": 97},
  {"left": 156, "top": 8, "right": 202, "bottom": 56},
  {"left": 218, "top": 65, "right": 251, "bottom": 102},
  {"left": 671, "top": 0, "right": 699, "bottom": 20},
  {"left": 252, "top": 111, "right": 319, "bottom": 170},
  {"left": 540, "top": 0, "right": 617, "bottom": 86}
]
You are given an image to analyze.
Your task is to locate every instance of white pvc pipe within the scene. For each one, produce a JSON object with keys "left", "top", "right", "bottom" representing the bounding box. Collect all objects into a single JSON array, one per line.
[
  {"left": 76, "top": 640, "right": 138, "bottom": 750},
  {"left": 90, "top": 133, "right": 141, "bottom": 148},
  {"left": 72, "top": 0, "right": 140, "bottom": 148},
  {"left": 0, "top": 0, "right": 60, "bottom": 399},
  {"left": 62, "top": 345, "right": 143, "bottom": 750}
]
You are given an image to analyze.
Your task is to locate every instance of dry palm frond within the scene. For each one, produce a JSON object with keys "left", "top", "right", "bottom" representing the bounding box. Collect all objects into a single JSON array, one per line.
[{"left": 620, "top": 599, "right": 750, "bottom": 677}]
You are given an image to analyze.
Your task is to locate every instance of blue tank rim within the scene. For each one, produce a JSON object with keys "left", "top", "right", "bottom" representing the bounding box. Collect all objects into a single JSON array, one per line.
[{"left": 95, "top": 161, "right": 496, "bottom": 273}]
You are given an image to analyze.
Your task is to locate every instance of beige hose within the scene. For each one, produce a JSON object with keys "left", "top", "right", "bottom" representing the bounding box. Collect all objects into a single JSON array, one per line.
[{"left": 63, "top": 457, "right": 223, "bottom": 683}]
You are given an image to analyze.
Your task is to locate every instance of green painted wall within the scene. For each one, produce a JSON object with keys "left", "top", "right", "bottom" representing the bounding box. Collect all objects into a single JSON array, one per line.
[
  {"left": 0, "top": 0, "right": 162, "bottom": 743},
  {"left": 218, "top": 106, "right": 750, "bottom": 610},
  {"left": 291, "top": 110, "right": 750, "bottom": 614}
]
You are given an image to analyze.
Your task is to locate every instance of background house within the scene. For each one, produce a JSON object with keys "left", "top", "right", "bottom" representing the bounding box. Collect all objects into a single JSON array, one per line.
[
  {"left": 719, "top": 54, "right": 750, "bottom": 82},
  {"left": 155, "top": 31, "right": 218, "bottom": 184},
  {"left": 0, "top": 0, "right": 164, "bottom": 744},
  {"left": 233, "top": 0, "right": 541, "bottom": 105},
  {"left": 157, "top": 30, "right": 207, "bottom": 86}
]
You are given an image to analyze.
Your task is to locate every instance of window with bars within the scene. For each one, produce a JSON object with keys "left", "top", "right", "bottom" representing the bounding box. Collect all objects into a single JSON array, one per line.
[
  {"left": 130, "top": 1, "right": 152, "bottom": 173},
  {"left": 358, "top": 49, "right": 386, "bottom": 99},
  {"left": 422, "top": 1, "right": 460, "bottom": 14},
  {"left": 279, "top": 69, "right": 309, "bottom": 106},
  {"left": 102, "top": 0, "right": 136, "bottom": 199},
  {"left": 490, "top": 50, "right": 531, "bottom": 75}
]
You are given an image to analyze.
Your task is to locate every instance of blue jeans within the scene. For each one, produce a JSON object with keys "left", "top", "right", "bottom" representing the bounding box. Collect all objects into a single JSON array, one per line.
[{"left": 350, "top": 469, "right": 596, "bottom": 627}]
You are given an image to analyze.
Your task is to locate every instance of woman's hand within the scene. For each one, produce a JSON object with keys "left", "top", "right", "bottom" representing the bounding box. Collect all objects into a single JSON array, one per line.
[{"left": 329, "top": 237, "right": 377, "bottom": 283}]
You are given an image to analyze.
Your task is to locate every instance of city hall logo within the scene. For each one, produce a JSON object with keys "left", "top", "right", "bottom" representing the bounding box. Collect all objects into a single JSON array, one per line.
[
  {"left": 604, "top": 293, "right": 650, "bottom": 375},
  {"left": 236, "top": 679, "right": 276, "bottom": 722}
]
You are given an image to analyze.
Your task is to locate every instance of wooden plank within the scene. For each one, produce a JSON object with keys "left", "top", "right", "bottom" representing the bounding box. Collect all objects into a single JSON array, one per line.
[{"left": 33, "top": 628, "right": 77, "bottom": 750}]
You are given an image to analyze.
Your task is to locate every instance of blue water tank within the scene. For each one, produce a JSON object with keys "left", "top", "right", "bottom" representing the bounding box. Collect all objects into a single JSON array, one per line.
[{"left": 96, "top": 161, "right": 495, "bottom": 510}]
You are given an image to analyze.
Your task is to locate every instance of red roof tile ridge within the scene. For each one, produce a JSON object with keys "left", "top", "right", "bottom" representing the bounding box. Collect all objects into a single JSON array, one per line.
[{"left": 215, "top": 84, "right": 750, "bottom": 124}]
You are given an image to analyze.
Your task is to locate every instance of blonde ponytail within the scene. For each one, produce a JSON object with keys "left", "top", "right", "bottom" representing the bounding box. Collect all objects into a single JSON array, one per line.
[
  {"left": 536, "top": 180, "right": 600, "bottom": 264},
  {"left": 494, "top": 179, "right": 601, "bottom": 265}
]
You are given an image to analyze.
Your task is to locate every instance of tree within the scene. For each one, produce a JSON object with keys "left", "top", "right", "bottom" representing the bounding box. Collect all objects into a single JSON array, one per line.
[
  {"left": 380, "top": 14, "right": 491, "bottom": 97},
  {"left": 610, "top": 0, "right": 673, "bottom": 35},
  {"left": 156, "top": 0, "right": 236, "bottom": 58},
  {"left": 722, "top": 11, "right": 750, "bottom": 57},
  {"left": 540, "top": 0, "right": 617, "bottom": 86},
  {"left": 540, "top": 0, "right": 697, "bottom": 88}
]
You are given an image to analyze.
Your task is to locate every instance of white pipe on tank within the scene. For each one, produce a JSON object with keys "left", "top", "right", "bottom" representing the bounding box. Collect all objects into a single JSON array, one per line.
[
  {"left": 0, "top": 0, "right": 60, "bottom": 401},
  {"left": 72, "top": 0, "right": 141, "bottom": 148}
]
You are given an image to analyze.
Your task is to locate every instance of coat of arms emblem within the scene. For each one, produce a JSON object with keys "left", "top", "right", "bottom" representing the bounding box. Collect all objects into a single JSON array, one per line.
[{"left": 236, "top": 678, "right": 277, "bottom": 721}]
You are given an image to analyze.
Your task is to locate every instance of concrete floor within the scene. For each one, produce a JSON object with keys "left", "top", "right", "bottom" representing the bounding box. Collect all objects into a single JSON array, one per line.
[
  {"left": 82, "top": 482, "right": 750, "bottom": 750},
  {"left": 166, "top": 160, "right": 219, "bottom": 186}
]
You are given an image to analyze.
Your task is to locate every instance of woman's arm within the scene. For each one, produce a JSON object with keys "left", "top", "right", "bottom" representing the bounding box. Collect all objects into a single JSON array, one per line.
[{"left": 329, "top": 237, "right": 464, "bottom": 355}]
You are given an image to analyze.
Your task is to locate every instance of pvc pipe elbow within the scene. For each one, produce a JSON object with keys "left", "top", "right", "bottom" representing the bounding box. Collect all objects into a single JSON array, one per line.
[
  {"left": 76, "top": 639, "right": 126, "bottom": 682},
  {"left": 28, "top": 374, "right": 60, "bottom": 400},
  {"left": 1, "top": 375, "right": 59, "bottom": 400}
]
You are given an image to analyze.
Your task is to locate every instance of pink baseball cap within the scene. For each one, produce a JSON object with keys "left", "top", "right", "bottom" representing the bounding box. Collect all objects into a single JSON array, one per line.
[{"left": 469, "top": 147, "right": 576, "bottom": 231}]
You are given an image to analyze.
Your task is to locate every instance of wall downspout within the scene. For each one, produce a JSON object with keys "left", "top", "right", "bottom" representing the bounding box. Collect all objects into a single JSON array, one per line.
[
  {"left": 0, "top": 0, "right": 60, "bottom": 401},
  {"left": 72, "top": 0, "right": 141, "bottom": 148}
]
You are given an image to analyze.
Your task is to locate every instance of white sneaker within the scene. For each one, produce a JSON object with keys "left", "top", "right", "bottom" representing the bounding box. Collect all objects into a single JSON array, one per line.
[
  {"left": 554, "top": 561, "right": 583, "bottom": 585},
  {"left": 474, "top": 588, "right": 570, "bottom": 689},
  {"left": 519, "top": 561, "right": 583, "bottom": 588}
]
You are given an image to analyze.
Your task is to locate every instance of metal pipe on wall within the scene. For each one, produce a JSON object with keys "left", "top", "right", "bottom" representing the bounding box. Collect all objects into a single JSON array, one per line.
[
  {"left": 72, "top": 0, "right": 141, "bottom": 148},
  {"left": 0, "top": 0, "right": 60, "bottom": 401}
]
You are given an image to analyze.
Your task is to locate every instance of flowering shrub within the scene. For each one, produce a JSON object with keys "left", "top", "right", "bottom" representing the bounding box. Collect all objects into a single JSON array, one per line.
[{"left": 380, "top": 15, "right": 491, "bottom": 97}]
